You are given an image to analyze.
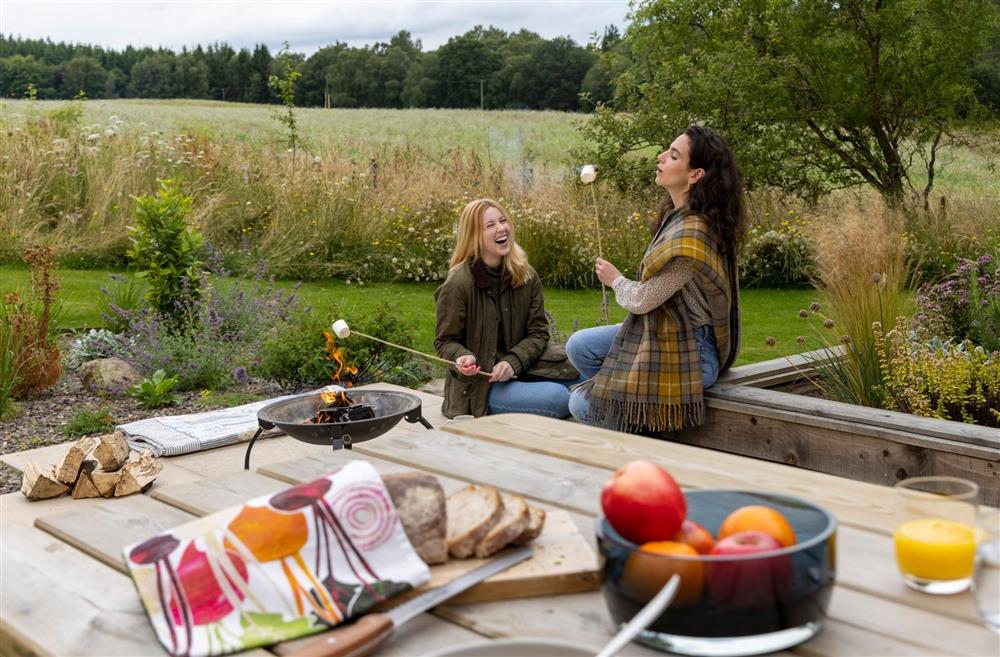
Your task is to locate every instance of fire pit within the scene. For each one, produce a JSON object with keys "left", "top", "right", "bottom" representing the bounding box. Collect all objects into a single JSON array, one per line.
[{"left": 244, "top": 388, "right": 433, "bottom": 469}]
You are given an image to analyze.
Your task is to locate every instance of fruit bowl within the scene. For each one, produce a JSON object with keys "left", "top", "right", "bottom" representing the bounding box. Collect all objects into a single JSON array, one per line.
[{"left": 597, "top": 490, "right": 837, "bottom": 657}]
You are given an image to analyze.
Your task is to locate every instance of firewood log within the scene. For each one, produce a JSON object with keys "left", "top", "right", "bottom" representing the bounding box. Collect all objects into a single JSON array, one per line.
[
  {"left": 71, "top": 461, "right": 102, "bottom": 499},
  {"left": 114, "top": 450, "right": 162, "bottom": 497},
  {"left": 20, "top": 461, "right": 70, "bottom": 500},
  {"left": 90, "top": 468, "right": 122, "bottom": 498},
  {"left": 55, "top": 435, "right": 100, "bottom": 484},
  {"left": 93, "top": 431, "right": 130, "bottom": 472}
]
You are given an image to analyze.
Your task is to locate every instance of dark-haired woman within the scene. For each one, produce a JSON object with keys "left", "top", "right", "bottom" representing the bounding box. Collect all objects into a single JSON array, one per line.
[{"left": 566, "top": 125, "right": 747, "bottom": 433}]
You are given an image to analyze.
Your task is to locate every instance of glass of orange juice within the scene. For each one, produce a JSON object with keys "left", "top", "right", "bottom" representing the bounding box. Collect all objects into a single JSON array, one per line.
[{"left": 894, "top": 476, "right": 980, "bottom": 594}]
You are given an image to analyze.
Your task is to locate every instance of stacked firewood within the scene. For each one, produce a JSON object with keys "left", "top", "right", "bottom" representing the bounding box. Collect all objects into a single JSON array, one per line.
[{"left": 20, "top": 432, "right": 163, "bottom": 500}]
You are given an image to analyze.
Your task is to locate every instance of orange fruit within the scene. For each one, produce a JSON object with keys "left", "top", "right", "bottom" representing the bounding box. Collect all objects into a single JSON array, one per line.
[
  {"left": 621, "top": 540, "right": 704, "bottom": 607},
  {"left": 718, "top": 505, "right": 797, "bottom": 547}
]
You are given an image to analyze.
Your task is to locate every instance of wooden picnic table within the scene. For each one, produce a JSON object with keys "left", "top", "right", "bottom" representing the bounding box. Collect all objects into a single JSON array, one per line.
[{"left": 1, "top": 383, "right": 998, "bottom": 657}]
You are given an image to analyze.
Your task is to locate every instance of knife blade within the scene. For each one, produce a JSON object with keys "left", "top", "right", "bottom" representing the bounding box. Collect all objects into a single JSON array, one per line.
[{"left": 286, "top": 545, "right": 533, "bottom": 657}]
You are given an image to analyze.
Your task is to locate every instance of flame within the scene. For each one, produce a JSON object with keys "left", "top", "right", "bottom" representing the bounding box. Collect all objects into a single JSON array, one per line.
[
  {"left": 322, "top": 330, "right": 358, "bottom": 386},
  {"left": 319, "top": 386, "right": 349, "bottom": 405}
]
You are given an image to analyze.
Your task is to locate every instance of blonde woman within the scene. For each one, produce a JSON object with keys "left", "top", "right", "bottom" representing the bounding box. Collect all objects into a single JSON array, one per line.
[{"left": 434, "top": 199, "right": 579, "bottom": 419}]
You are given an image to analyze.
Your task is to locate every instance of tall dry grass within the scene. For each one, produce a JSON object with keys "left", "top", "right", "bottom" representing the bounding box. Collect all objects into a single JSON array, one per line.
[{"left": 807, "top": 200, "right": 912, "bottom": 407}]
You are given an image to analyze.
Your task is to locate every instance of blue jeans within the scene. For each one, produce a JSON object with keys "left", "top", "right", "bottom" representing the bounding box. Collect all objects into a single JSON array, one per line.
[
  {"left": 488, "top": 374, "right": 585, "bottom": 418},
  {"left": 565, "top": 323, "right": 720, "bottom": 426}
]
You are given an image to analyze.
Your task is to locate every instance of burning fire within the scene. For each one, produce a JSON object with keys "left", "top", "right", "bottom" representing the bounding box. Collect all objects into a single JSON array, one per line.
[
  {"left": 322, "top": 329, "right": 359, "bottom": 386},
  {"left": 319, "top": 385, "right": 350, "bottom": 405}
]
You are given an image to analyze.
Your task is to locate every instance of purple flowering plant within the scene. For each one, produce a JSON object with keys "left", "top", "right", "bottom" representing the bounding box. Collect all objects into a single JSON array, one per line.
[{"left": 913, "top": 251, "right": 1000, "bottom": 353}]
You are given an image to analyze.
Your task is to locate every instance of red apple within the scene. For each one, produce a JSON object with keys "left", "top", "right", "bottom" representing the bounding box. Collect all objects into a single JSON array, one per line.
[
  {"left": 600, "top": 460, "right": 686, "bottom": 545},
  {"left": 674, "top": 519, "right": 715, "bottom": 555},
  {"left": 707, "top": 530, "right": 793, "bottom": 609}
]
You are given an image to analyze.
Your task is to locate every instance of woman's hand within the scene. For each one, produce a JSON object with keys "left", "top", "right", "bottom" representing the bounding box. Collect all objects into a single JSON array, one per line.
[
  {"left": 595, "top": 258, "right": 622, "bottom": 287},
  {"left": 455, "top": 355, "right": 481, "bottom": 377},
  {"left": 489, "top": 360, "right": 515, "bottom": 383}
]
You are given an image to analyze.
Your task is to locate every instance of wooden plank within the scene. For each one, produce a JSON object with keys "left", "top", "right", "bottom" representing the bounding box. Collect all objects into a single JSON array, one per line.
[
  {"left": 827, "top": 587, "right": 999, "bottom": 657},
  {"left": 708, "top": 383, "right": 1000, "bottom": 448},
  {"left": 682, "top": 400, "right": 1000, "bottom": 506},
  {"left": 435, "top": 592, "right": 683, "bottom": 656},
  {"left": 273, "top": 612, "right": 484, "bottom": 657},
  {"left": 719, "top": 347, "right": 842, "bottom": 386},
  {"left": 150, "top": 470, "right": 288, "bottom": 515},
  {"left": 434, "top": 416, "right": 901, "bottom": 535},
  {"left": 0, "top": 523, "right": 170, "bottom": 657},
  {"left": 34, "top": 495, "right": 194, "bottom": 574}
]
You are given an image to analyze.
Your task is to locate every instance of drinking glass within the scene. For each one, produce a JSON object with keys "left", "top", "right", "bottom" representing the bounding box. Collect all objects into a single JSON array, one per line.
[
  {"left": 893, "top": 476, "right": 979, "bottom": 594},
  {"left": 973, "top": 508, "right": 1000, "bottom": 632}
]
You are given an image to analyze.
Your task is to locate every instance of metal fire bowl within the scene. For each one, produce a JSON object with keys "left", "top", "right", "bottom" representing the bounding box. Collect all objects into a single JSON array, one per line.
[{"left": 257, "top": 389, "right": 430, "bottom": 447}]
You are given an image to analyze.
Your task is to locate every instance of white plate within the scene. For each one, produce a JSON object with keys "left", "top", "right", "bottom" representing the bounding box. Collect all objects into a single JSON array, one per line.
[{"left": 421, "top": 636, "right": 594, "bottom": 657}]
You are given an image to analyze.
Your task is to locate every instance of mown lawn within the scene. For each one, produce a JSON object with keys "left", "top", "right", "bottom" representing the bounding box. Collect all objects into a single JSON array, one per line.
[{"left": 3, "top": 266, "right": 820, "bottom": 367}]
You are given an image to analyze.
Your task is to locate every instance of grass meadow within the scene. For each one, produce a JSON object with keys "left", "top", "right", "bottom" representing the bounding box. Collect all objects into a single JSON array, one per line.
[
  {"left": 0, "top": 99, "right": 993, "bottom": 370},
  {"left": 0, "top": 266, "right": 820, "bottom": 367}
]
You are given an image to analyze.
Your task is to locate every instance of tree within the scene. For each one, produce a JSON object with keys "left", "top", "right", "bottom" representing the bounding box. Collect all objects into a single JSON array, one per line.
[
  {"left": 128, "top": 54, "right": 176, "bottom": 98},
  {"left": 60, "top": 55, "right": 107, "bottom": 98},
  {"left": 508, "top": 37, "right": 594, "bottom": 110},
  {"left": 434, "top": 32, "right": 503, "bottom": 108},
  {"left": 585, "top": 0, "right": 999, "bottom": 205},
  {"left": 0, "top": 54, "right": 56, "bottom": 98}
]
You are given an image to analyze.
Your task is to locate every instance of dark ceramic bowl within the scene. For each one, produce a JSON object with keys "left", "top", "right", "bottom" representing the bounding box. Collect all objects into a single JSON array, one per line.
[{"left": 597, "top": 490, "right": 837, "bottom": 657}]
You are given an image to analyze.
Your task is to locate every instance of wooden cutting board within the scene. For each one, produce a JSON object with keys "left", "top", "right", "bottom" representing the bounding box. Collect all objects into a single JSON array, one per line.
[{"left": 401, "top": 509, "right": 600, "bottom": 605}]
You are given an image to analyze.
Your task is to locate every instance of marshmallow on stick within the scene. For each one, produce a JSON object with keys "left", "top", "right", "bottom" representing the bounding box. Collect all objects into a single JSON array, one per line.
[{"left": 332, "top": 320, "right": 492, "bottom": 377}]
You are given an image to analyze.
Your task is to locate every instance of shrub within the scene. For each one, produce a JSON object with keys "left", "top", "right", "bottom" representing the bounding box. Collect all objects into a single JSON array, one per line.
[
  {"left": 121, "top": 273, "right": 300, "bottom": 390},
  {"left": 913, "top": 251, "right": 1000, "bottom": 353},
  {"left": 129, "top": 369, "right": 181, "bottom": 409},
  {"left": 99, "top": 273, "right": 146, "bottom": 334},
  {"left": 0, "top": 246, "right": 62, "bottom": 415},
  {"left": 877, "top": 323, "right": 999, "bottom": 427},
  {"left": 127, "top": 179, "right": 204, "bottom": 322},
  {"left": 67, "top": 328, "right": 130, "bottom": 369},
  {"left": 739, "top": 224, "right": 817, "bottom": 288},
  {"left": 257, "top": 300, "right": 427, "bottom": 387},
  {"left": 60, "top": 405, "right": 116, "bottom": 437}
]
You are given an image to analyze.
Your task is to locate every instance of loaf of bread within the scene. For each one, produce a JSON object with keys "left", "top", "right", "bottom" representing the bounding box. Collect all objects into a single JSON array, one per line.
[
  {"left": 446, "top": 484, "right": 503, "bottom": 558},
  {"left": 382, "top": 471, "right": 449, "bottom": 565},
  {"left": 513, "top": 504, "right": 546, "bottom": 545},
  {"left": 474, "top": 492, "right": 529, "bottom": 558}
]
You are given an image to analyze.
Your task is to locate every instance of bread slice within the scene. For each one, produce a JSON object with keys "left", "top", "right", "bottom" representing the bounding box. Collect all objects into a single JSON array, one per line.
[
  {"left": 382, "top": 472, "right": 448, "bottom": 565},
  {"left": 474, "top": 493, "right": 530, "bottom": 558},
  {"left": 512, "top": 504, "right": 546, "bottom": 546},
  {"left": 446, "top": 484, "right": 503, "bottom": 558}
]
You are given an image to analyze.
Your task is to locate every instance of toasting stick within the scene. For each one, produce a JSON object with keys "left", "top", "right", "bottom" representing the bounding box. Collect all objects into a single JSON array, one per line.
[{"left": 331, "top": 319, "right": 492, "bottom": 377}]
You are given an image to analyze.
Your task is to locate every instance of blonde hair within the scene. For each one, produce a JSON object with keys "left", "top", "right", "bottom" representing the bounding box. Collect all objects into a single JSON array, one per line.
[{"left": 449, "top": 198, "right": 531, "bottom": 287}]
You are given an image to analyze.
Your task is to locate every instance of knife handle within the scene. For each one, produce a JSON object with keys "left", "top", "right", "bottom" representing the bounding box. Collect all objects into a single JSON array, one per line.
[{"left": 286, "top": 614, "right": 394, "bottom": 657}]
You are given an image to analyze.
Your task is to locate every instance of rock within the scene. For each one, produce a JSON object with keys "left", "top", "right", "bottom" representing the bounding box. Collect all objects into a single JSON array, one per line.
[{"left": 78, "top": 358, "right": 141, "bottom": 396}]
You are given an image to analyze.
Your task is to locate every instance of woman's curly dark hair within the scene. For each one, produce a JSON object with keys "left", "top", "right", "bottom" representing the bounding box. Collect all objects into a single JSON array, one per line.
[{"left": 656, "top": 124, "right": 748, "bottom": 257}]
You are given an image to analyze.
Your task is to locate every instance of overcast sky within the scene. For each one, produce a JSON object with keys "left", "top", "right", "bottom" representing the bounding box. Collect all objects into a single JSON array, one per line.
[{"left": 0, "top": 0, "right": 632, "bottom": 55}]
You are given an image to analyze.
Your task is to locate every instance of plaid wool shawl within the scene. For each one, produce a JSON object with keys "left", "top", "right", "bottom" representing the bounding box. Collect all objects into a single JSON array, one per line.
[{"left": 581, "top": 209, "right": 735, "bottom": 432}]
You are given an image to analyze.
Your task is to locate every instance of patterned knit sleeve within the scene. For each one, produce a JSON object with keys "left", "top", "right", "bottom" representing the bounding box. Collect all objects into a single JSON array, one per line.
[{"left": 611, "top": 259, "right": 696, "bottom": 315}]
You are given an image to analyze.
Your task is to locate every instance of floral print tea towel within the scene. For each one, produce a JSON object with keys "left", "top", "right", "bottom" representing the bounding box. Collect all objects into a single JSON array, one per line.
[{"left": 123, "top": 460, "right": 430, "bottom": 657}]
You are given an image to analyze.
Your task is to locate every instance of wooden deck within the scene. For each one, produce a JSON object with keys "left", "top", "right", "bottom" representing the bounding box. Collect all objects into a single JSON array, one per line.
[{"left": 1, "top": 382, "right": 998, "bottom": 657}]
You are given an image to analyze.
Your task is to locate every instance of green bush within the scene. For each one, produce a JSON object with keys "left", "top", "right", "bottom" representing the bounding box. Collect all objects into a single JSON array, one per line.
[
  {"left": 129, "top": 369, "right": 181, "bottom": 408},
  {"left": 739, "top": 224, "right": 817, "bottom": 288},
  {"left": 127, "top": 179, "right": 204, "bottom": 322},
  {"left": 99, "top": 273, "right": 146, "bottom": 334},
  {"left": 877, "top": 324, "right": 999, "bottom": 427},
  {"left": 257, "top": 300, "right": 428, "bottom": 386},
  {"left": 60, "top": 405, "right": 115, "bottom": 437}
]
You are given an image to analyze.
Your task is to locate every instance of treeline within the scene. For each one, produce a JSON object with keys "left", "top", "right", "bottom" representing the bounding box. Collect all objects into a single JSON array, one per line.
[{"left": 0, "top": 26, "right": 628, "bottom": 111}]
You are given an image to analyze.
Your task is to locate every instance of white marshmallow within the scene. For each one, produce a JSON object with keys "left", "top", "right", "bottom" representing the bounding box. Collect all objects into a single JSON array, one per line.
[
  {"left": 580, "top": 164, "right": 597, "bottom": 184},
  {"left": 331, "top": 319, "right": 351, "bottom": 338}
]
